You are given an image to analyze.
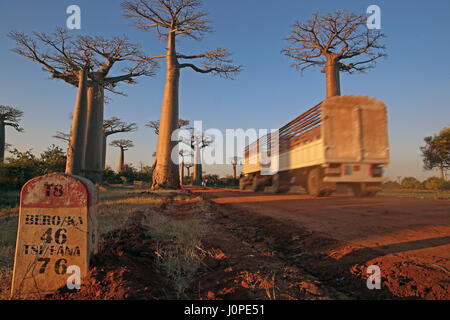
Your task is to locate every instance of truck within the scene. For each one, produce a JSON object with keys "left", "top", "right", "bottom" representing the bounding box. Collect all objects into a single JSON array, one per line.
[{"left": 239, "top": 95, "right": 390, "bottom": 197}]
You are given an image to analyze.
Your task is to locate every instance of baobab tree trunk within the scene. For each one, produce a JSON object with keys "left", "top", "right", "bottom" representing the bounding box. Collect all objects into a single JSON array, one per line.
[
  {"left": 193, "top": 144, "right": 202, "bottom": 185},
  {"left": 325, "top": 56, "right": 341, "bottom": 98},
  {"left": 152, "top": 31, "right": 180, "bottom": 189},
  {"left": 232, "top": 164, "right": 237, "bottom": 180},
  {"left": 0, "top": 121, "right": 5, "bottom": 163},
  {"left": 118, "top": 147, "right": 124, "bottom": 173},
  {"left": 186, "top": 166, "right": 191, "bottom": 177},
  {"left": 85, "top": 73, "right": 104, "bottom": 184},
  {"left": 179, "top": 157, "right": 184, "bottom": 186},
  {"left": 102, "top": 133, "right": 107, "bottom": 170},
  {"left": 66, "top": 68, "right": 88, "bottom": 176}
]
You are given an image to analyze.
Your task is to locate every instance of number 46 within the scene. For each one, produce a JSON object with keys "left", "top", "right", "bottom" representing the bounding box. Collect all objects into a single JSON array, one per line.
[{"left": 41, "top": 228, "right": 67, "bottom": 245}]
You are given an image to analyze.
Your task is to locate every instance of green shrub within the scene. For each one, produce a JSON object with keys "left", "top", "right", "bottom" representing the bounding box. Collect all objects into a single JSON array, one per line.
[
  {"left": 39, "top": 145, "right": 66, "bottom": 174},
  {"left": 0, "top": 145, "right": 67, "bottom": 191},
  {"left": 401, "top": 177, "right": 422, "bottom": 189},
  {"left": 423, "top": 177, "right": 450, "bottom": 191},
  {"left": 0, "top": 149, "right": 41, "bottom": 190},
  {"left": 102, "top": 165, "right": 152, "bottom": 185}
]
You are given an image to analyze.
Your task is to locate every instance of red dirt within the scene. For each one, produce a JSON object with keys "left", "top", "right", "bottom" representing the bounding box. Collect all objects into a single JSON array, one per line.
[
  {"left": 188, "top": 187, "right": 450, "bottom": 300},
  {"left": 47, "top": 188, "right": 450, "bottom": 300},
  {"left": 49, "top": 212, "right": 176, "bottom": 300}
]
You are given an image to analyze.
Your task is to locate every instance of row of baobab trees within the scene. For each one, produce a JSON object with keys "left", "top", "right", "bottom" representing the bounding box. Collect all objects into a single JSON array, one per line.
[
  {"left": 54, "top": 117, "right": 223, "bottom": 185},
  {"left": 0, "top": 102, "right": 233, "bottom": 186},
  {"left": 5, "top": 0, "right": 386, "bottom": 190}
]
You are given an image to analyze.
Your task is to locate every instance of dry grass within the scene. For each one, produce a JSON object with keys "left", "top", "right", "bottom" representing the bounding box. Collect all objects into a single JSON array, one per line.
[
  {"left": 142, "top": 205, "right": 209, "bottom": 298},
  {"left": 0, "top": 216, "right": 18, "bottom": 300},
  {"left": 0, "top": 184, "right": 208, "bottom": 299}
]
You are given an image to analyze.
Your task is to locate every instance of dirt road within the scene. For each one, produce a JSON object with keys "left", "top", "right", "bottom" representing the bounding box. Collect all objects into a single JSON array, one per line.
[{"left": 189, "top": 187, "right": 450, "bottom": 299}]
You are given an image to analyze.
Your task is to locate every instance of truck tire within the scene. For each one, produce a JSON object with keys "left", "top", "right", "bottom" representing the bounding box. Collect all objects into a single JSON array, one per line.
[
  {"left": 252, "top": 175, "right": 262, "bottom": 192},
  {"left": 307, "top": 167, "right": 326, "bottom": 197},
  {"left": 239, "top": 176, "right": 251, "bottom": 190},
  {"left": 272, "top": 174, "right": 289, "bottom": 193}
]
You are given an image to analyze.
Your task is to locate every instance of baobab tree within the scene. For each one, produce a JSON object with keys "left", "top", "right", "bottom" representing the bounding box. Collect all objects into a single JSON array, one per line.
[
  {"left": 178, "top": 149, "right": 190, "bottom": 186},
  {"left": 184, "top": 162, "right": 193, "bottom": 177},
  {"left": 146, "top": 118, "right": 190, "bottom": 170},
  {"left": 110, "top": 139, "right": 134, "bottom": 173},
  {"left": 123, "top": 0, "right": 241, "bottom": 189},
  {"left": 9, "top": 28, "right": 157, "bottom": 182},
  {"left": 0, "top": 105, "right": 24, "bottom": 162},
  {"left": 184, "top": 129, "right": 212, "bottom": 185},
  {"left": 282, "top": 10, "right": 386, "bottom": 98},
  {"left": 230, "top": 156, "right": 241, "bottom": 180},
  {"left": 77, "top": 35, "right": 156, "bottom": 183},
  {"left": 10, "top": 29, "right": 91, "bottom": 176},
  {"left": 103, "top": 117, "right": 138, "bottom": 170}
]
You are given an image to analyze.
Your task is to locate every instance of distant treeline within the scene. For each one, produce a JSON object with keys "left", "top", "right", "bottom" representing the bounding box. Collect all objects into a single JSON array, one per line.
[
  {"left": 0, "top": 145, "right": 239, "bottom": 190},
  {"left": 384, "top": 177, "right": 450, "bottom": 191}
]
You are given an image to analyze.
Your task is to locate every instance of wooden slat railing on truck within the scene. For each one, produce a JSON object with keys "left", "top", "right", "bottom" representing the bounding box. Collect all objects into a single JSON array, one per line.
[{"left": 244, "top": 102, "right": 322, "bottom": 167}]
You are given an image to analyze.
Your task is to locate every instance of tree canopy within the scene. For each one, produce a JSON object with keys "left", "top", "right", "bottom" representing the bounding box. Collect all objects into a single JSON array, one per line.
[
  {"left": 104, "top": 117, "right": 138, "bottom": 136},
  {"left": 0, "top": 105, "right": 24, "bottom": 132},
  {"left": 110, "top": 139, "right": 135, "bottom": 150},
  {"left": 282, "top": 10, "right": 386, "bottom": 74},
  {"left": 9, "top": 28, "right": 158, "bottom": 93},
  {"left": 421, "top": 127, "right": 450, "bottom": 179}
]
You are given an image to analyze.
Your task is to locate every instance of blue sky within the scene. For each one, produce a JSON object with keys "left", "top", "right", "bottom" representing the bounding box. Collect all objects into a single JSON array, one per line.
[{"left": 1, "top": 0, "right": 449, "bottom": 180}]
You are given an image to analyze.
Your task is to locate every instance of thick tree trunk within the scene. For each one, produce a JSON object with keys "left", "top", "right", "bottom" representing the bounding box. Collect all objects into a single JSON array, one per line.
[
  {"left": 440, "top": 163, "right": 444, "bottom": 180},
  {"left": 186, "top": 166, "right": 191, "bottom": 177},
  {"left": 85, "top": 73, "right": 104, "bottom": 184},
  {"left": 232, "top": 164, "right": 237, "bottom": 180},
  {"left": 325, "top": 56, "right": 341, "bottom": 98},
  {"left": 0, "top": 121, "right": 5, "bottom": 163},
  {"left": 102, "top": 133, "right": 107, "bottom": 170},
  {"left": 193, "top": 144, "right": 202, "bottom": 185},
  {"left": 179, "top": 157, "right": 184, "bottom": 186},
  {"left": 118, "top": 148, "right": 124, "bottom": 173},
  {"left": 152, "top": 31, "right": 180, "bottom": 190},
  {"left": 66, "top": 68, "right": 88, "bottom": 176}
]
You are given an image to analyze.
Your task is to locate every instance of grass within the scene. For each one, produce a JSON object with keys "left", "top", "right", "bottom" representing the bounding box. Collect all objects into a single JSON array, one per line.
[
  {"left": 0, "top": 216, "right": 18, "bottom": 299},
  {"left": 142, "top": 200, "right": 210, "bottom": 298},
  {"left": 0, "top": 184, "right": 207, "bottom": 299}
]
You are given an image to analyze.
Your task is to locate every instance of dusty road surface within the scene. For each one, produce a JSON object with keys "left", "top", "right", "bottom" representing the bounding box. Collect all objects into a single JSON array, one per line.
[{"left": 188, "top": 187, "right": 450, "bottom": 299}]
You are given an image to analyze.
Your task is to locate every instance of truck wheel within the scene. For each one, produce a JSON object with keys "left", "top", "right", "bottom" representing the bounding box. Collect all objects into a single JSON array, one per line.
[
  {"left": 307, "top": 168, "right": 326, "bottom": 197},
  {"left": 251, "top": 175, "right": 262, "bottom": 192},
  {"left": 239, "top": 176, "right": 250, "bottom": 190},
  {"left": 271, "top": 174, "right": 289, "bottom": 193}
]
